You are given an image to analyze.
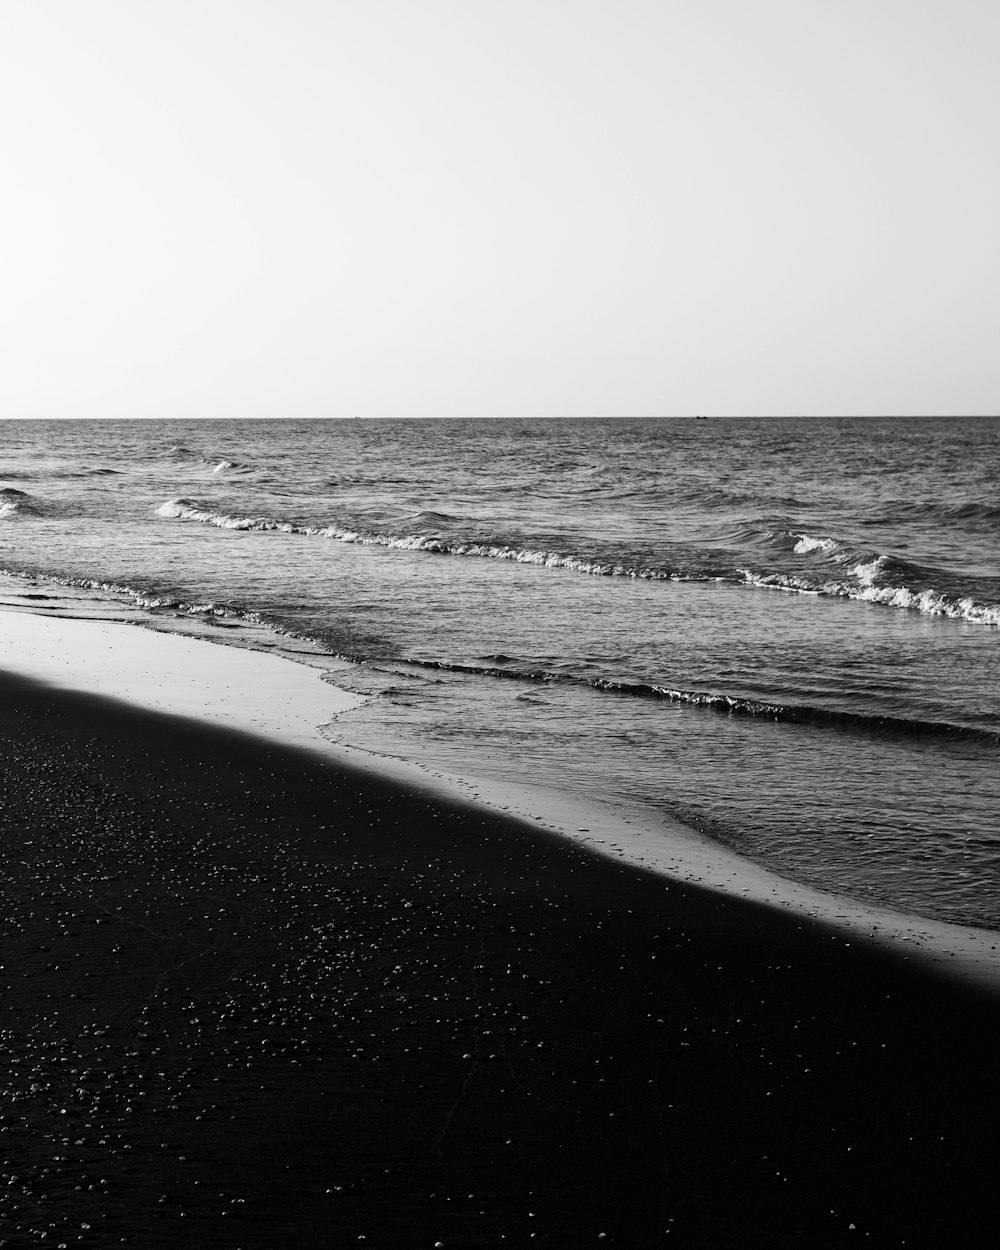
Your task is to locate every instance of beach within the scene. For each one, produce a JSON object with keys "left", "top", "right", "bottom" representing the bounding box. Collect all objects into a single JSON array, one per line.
[
  {"left": 5, "top": 0, "right": 1000, "bottom": 1235},
  {"left": 1, "top": 613, "right": 998, "bottom": 1247}
]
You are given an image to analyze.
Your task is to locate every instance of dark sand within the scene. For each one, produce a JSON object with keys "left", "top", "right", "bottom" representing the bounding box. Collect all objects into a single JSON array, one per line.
[{"left": 1, "top": 669, "right": 998, "bottom": 1248}]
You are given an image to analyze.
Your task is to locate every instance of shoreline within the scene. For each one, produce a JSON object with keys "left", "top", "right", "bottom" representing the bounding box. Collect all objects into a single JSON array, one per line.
[
  {"left": 2, "top": 609, "right": 999, "bottom": 1244},
  {"left": 4, "top": 609, "right": 999, "bottom": 994}
]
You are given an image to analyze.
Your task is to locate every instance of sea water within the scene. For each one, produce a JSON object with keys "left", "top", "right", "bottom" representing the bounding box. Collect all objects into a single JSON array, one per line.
[{"left": 1, "top": 416, "right": 997, "bottom": 928}]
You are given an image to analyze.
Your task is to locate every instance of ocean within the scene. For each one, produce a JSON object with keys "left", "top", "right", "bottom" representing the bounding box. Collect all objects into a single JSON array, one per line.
[{"left": 1, "top": 415, "right": 998, "bottom": 929}]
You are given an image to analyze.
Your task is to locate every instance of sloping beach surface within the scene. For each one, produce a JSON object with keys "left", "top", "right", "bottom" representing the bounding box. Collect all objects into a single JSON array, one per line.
[{"left": 2, "top": 613, "right": 999, "bottom": 1247}]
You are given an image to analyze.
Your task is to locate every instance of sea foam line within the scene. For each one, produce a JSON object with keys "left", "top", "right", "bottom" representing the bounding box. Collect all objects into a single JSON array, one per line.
[
  {"left": 157, "top": 497, "right": 1000, "bottom": 627},
  {"left": 0, "top": 564, "right": 356, "bottom": 665},
  {"left": 402, "top": 657, "right": 1000, "bottom": 746},
  {"left": 740, "top": 569, "right": 1000, "bottom": 626},
  {"left": 155, "top": 498, "right": 689, "bottom": 580}
]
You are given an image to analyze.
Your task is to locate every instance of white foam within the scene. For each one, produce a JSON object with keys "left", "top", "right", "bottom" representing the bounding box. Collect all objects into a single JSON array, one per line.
[
  {"left": 793, "top": 534, "right": 839, "bottom": 555},
  {"left": 848, "top": 556, "right": 885, "bottom": 584},
  {"left": 155, "top": 498, "right": 685, "bottom": 579},
  {"left": 0, "top": 488, "right": 37, "bottom": 518},
  {"left": 741, "top": 566, "right": 1000, "bottom": 625}
]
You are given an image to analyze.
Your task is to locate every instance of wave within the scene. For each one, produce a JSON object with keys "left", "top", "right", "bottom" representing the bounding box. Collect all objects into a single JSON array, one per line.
[
  {"left": 739, "top": 569, "right": 1000, "bottom": 625},
  {"left": 864, "top": 498, "right": 1000, "bottom": 526},
  {"left": 0, "top": 487, "right": 41, "bottom": 518},
  {"left": 723, "top": 525, "right": 1000, "bottom": 623},
  {"left": 0, "top": 467, "right": 119, "bottom": 481},
  {"left": 401, "top": 658, "right": 1000, "bottom": 747},
  {"left": 730, "top": 523, "right": 869, "bottom": 563},
  {"left": 0, "top": 563, "right": 234, "bottom": 618},
  {"left": 602, "top": 682, "right": 1000, "bottom": 745},
  {"left": 156, "top": 498, "right": 296, "bottom": 531},
  {"left": 154, "top": 498, "right": 695, "bottom": 577},
  {"left": 939, "top": 501, "right": 1000, "bottom": 522},
  {"left": 793, "top": 533, "right": 840, "bottom": 555},
  {"left": 160, "top": 447, "right": 252, "bottom": 476},
  {"left": 672, "top": 485, "right": 815, "bottom": 511},
  {"left": 781, "top": 533, "right": 934, "bottom": 587},
  {"left": 410, "top": 509, "right": 460, "bottom": 525},
  {"left": 155, "top": 498, "right": 1000, "bottom": 627}
]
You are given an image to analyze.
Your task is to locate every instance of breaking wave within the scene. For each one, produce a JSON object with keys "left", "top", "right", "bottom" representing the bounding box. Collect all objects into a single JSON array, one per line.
[
  {"left": 0, "top": 488, "right": 41, "bottom": 518},
  {"left": 154, "top": 498, "right": 695, "bottom": 579},
  {"left": 793, "top": 533, "right": 840, "bottom": 555},
  {"left": 739, "top": 569, "right": 1000, "bottom": 626},
  {"left": 155, "top": 498, "right": 1000, "bottom": 627}
]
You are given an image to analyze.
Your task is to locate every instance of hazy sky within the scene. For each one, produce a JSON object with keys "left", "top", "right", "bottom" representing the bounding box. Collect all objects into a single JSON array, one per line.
[{"left": 2, "top": 0, "right": 998, "bottom": 419}]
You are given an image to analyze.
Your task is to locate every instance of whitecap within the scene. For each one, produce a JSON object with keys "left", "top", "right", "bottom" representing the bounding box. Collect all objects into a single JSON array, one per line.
[{"left": 793, "top": 534, "right": 840, "bottom": 555}]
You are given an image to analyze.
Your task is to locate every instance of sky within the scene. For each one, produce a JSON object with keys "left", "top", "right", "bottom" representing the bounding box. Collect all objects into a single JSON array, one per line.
[{"left": 2, "top": 0, "right": 998, "bottom": 420}]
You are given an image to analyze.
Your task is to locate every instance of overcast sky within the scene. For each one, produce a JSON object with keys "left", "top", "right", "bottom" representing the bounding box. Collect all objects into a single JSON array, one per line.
[{"left": 2, "top": 0, "right": 998, "bottom": 419}]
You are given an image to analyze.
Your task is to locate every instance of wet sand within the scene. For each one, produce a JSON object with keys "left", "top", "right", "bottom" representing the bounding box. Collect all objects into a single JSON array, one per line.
[{"left": 1, "top": 633, "right": 999, "bottom": 1245}]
